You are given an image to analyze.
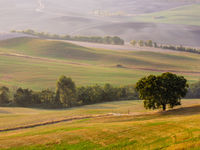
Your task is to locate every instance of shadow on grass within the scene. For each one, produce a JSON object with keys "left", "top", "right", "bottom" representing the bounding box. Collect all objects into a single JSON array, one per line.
[{"left": 159, "top": 105, "right": 200, "bottom": 116}]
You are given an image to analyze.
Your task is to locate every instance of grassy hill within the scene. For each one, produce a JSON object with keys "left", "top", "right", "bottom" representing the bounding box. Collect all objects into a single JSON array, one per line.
[
  {"left": 0, "top": 99, "right": 200, "bottom": 149},
  {"left": 133, "top": 4, "right": 200, "bottom": 26},
  {"left": 0, "top": 37, "right": 101, "bottom": 61},
  {"left": 0, "top": 37, "right": 200, "bottom": 90}
]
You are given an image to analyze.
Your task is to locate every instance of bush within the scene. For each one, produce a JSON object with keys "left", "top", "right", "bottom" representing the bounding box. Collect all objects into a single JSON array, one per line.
[
  {"left": 13, "top": 88, "right": 33, "bottom": 106},
  {"left": 77, "top": 85, "right": 104, "bottom": 105},
  {"left": 39, "top": 89, "right": 57, "bottom": 105}
]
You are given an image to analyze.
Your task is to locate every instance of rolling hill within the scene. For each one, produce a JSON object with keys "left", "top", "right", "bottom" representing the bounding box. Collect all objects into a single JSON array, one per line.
[
  {"left": 134, "top": 4, "right": 200, "bottom": 26},
  {"left": 0, "top": 37, "right": 200, "bottom": 90}
]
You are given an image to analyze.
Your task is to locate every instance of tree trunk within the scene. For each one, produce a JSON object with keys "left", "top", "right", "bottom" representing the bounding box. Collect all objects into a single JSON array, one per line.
[{"left": 162, "top": 104, "right": 166, "bottom": 111}]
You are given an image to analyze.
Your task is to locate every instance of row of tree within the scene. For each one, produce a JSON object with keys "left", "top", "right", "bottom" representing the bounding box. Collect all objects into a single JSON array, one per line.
[
  {"left": 130, "top": 40, "right": 200, "bottom": 54},
  {"left": 0, "top": 76, "right": 138, "bottom": 108},
  {"left": 1, "top": 74, "right": 199, "bottom": 111},
  {"left": 130, "top": 40, "right": 155, "bottom": 47},
  {"left": 11, "top": 29, "right": 125, "bottom": 45}
]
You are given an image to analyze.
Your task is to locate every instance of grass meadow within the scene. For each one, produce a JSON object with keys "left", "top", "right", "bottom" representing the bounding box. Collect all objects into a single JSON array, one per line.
[
  {"left": 0, "top": 37, "right": 200, "bottom": 90},
  {"left": 0, "top": 99, "right": 200, "bottom": 150}
]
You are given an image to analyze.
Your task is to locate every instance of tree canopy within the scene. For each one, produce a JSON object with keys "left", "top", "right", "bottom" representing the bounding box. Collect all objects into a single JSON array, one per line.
[
  {"left": 0, "top": 86, "right": 10, "bottom": 105},
  {"left": 56, "top": 76, "right": 77, "bottom": 107},
  {"left": 136, "top": 72, "right": 188, "bottom": 111}
]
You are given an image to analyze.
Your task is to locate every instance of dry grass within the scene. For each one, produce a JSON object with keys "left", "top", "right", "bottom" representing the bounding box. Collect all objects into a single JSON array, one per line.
[{"left": 0, "top": 99, "right": 200, "bottom": 150}]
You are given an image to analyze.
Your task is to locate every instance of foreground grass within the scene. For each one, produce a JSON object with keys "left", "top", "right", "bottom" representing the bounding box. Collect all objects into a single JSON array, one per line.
[{"left": 0, "top": 99, "right": 200, "bottom": 150}]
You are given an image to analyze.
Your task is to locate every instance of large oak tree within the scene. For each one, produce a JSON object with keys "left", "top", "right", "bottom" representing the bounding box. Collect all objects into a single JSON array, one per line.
[{"left": 136, "top": 72, "right": 188, "bottom": 111}]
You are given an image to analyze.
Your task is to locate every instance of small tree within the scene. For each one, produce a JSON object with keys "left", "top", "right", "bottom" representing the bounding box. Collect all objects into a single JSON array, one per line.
[
  {"left": 138, "top": 40, "right": 144, "bottom": 47},
  {"left": 0, "top": 86, "right": 10, "bottom": 105},
  {"left": 40, "top": 89, "right": 56, "bottom": 105},
  {"left": 145, "top": 40, "right": 153, "bottom": 47},
  {"left": 14, "top": 88, "right": 33, "bottom": 106},
  {"left": 103, "top": 84, "right": 118, "bottom": 101},
  {"left": 130, "top": 40, "right": 137, "bottom": 46},
  {"left": 136, "top": 72, "right": 188, "bottom": 111},
  {"left": 77, "top": 85, "right": 104, "bottom": 105},
  {"left": 153, "top": 42, "right": 158, "bottom": 48},
  {"left": 56, "top": 76, "right": 76, "bottom": 107}
]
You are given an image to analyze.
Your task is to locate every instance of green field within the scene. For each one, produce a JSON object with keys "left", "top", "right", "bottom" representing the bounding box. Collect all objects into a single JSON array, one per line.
[
  {"left": 0, "top": 99, "right": 200, "bottom": 150},
  {"left": 0, "top": 37, "right": 200, "bottom": 90},
  {"left": 133, "top": 4, "right": 200, "bottom": 26}
]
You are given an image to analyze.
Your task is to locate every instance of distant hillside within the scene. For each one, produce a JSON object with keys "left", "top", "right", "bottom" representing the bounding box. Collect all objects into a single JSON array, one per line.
[
  {"left": 1, "top": 37, "right": 200, "bottom": 69},
  {"left": 1, "top": 1, "right": 200, "bottom": 46},
  {"left": 0, "top": 33, "right": 32, "bottom": 41},
  {"left": 134, "top": 4, "right": 200, "bottom": 26},
  {"left": 0, "top": 37, "right": 101, "bottom": 61},
  {"left": 0, "top": 37, "right": 200, "bottom": 89}
]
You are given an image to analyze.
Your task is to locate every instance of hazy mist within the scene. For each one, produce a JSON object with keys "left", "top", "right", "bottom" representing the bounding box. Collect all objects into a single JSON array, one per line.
[{"left": 0, "top": 0, "right": 200, "bottom": 46}]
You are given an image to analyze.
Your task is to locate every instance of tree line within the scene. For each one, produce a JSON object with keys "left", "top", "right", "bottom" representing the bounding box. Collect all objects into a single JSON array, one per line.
[
  {"left": 11, "top": 29, "right": 125, "bottom": 45},
  {"left": 0, "top": 76, "right": 138, "bottom": 108},
  {"left": 1, "top": 74, "right": 199, "bottom": 111},
  {"left": 130, "top": 40, "right": 200, "bottom": 54}
]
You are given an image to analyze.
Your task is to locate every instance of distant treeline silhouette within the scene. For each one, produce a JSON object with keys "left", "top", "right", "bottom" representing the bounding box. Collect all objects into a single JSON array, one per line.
[
  {"left": 11, "top": 29, "right": 125, "bottom": 45},
  {"left": 130, "top": 40, "right": 200, "bottom": 54}
]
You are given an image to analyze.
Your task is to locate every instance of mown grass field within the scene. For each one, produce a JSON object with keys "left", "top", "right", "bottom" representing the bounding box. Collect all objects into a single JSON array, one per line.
[
  {"left": 0, "top": 99, "right": 200, "bottom": 150},
  {"left": 0, "top": 37, "right": 200, "bottom": 90},
  {"left": 133, "top": 4, "right": 200, "bottom": 26}
]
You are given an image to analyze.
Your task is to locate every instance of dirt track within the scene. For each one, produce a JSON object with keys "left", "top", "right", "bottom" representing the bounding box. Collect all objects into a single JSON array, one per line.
[
  {"left": 1, "top": 105, "right": 199, "bottom": 133},
  {"left": 0, "top": 114, "right": 112, "bottom": 133}
]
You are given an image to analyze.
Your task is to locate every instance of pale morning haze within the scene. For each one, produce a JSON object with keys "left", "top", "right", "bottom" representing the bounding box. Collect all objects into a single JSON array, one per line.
[{"left": 0, "top": 0, "right": 200, "bottom": 150}]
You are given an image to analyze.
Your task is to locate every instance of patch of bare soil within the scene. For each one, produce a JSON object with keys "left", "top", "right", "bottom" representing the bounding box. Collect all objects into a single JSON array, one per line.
[{"left": 0, "top": 114, "right": 112, "bottom": 133}]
